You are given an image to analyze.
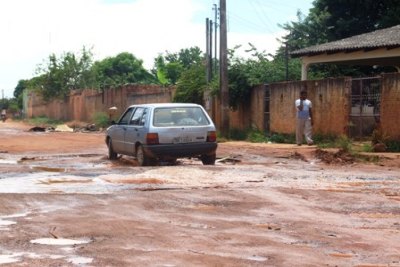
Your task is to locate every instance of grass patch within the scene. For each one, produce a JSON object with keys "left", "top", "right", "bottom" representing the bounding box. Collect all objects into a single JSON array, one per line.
[
  {"left": 269, "top": 133, "right": 296, "bottom": 144},
  {"left": 247, "top": 129, "right": 268, "bottom": 143},
  {"left": 386, "top": 140, "right": 400, "bottom": 152},
  {"left": 26, "top": 116, "right": 63, "bottom": 127},
  {"left": 92, "top": 112, "right": 110, "bottom": 129},
  {"left": 217, "top": 128, "right": 269, "bottom": 143}
]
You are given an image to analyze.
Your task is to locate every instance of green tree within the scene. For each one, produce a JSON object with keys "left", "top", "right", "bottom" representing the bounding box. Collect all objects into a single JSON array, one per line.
[
  {"left": 93, "top": 52, "right": 156, "bottom": 89},
  {"left": 282, "top": 0, "right": 400, "bottom": 49},
  {"left": 280, "top": 0, "right": 400, "bottom": 78},
  {"left": 36, "top": 47, "right": 96, "bottom": 100},
  {"left": 13, "top": 79, "right": 29, "bottom": 109},
  {"left": 173, "top": 63, "right": 207, "bottom": 104},
  {"left": 153, "top": 47, "right": 203, "bottom": 85},
  {"left": 227, "top": 44, "right": 301, "bottom": 109},
  {"left": 14, "top": 79, "right": 28, "bottom": 98}
]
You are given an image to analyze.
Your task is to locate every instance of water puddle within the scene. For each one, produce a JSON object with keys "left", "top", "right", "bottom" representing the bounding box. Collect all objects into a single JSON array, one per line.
[
  {"left": 1, "top": 212, "right": 30, "bottom": 218},
  {"left": 0, "top": 159, "right": 18, "bottom": 164},
  {"left": 0, "top": 253, "right": 21, "bottom": 264},
  {"left": 246, "top": 255, "right": 268, "bottom": 262},
  {"left": 0, "top": 219, "right": 16, "bottom": 227},
  {"left": 67, "top": 256, "right": 93, "bottom": 264},
  {"left": 30, "top": 238, "right": 91, "bottom": 245}
]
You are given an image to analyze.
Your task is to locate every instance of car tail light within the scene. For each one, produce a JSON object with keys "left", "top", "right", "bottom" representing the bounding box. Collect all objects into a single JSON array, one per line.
[
  {"left": 146, "top": 133, "right": 159, "bottom": 145},
  {"left": 206, "top": 131, "right": 217, "bottom": 142}
]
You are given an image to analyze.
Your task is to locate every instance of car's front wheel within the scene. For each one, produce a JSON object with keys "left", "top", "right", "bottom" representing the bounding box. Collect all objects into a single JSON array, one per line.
[
  {"left": 201, "top": 153, "right": 216, "bottom": 165},
  {"left": 108, "top": 138, "right": 118, "bottom": 160}
]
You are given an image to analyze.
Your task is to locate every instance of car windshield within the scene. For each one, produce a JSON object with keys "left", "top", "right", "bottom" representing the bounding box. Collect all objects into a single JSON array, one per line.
[{"left": 153, "top": 107, "right": 210, "bottom": 127}]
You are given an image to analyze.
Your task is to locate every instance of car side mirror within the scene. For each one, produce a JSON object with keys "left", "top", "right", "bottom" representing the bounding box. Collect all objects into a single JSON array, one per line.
[{"left": 110, "top": 120, "right": 116, "bottom": 125}]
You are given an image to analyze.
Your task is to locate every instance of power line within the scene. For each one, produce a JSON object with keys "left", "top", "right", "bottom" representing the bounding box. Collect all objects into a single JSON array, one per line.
[
  {"left": 227, "top": 11, "right": 275, "bottom": 34},
  {"left": 248, "top": 0, "right": 275, "bottom": 33}
]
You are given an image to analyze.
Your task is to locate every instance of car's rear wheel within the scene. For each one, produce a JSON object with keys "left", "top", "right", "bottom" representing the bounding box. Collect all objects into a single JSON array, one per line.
[
  {"left": 108, "top": 138, "right": 118, "bottom": 160},
  {"left": 201, "top": 153, "right": 216, "bottom": 165},
  {"left": 136, "top": 145, "right": 157, "bottom": 166}
]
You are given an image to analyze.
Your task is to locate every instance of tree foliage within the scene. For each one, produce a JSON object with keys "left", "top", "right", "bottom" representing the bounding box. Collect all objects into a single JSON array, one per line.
[
  {"left": 93, "top": 52, "right": 156, "bottom": 89},
  {"left": 35, "top": 47, "right": 96, "bottom": 100},
  {"left": 173, "top": 63, "right": 207, "bottom": 104},
  {"left": 282, "top": 0, "right": 400, "bottom": 49},
  {"left": 18, "top": 49, "right": 157, "bottom": 101},
  {"left": 279, "top": 0, "right": 400, "bottom": 78},
  {"left": 153, "top": 47, "right": 203, "bottom": 85},
  {"left": 227, "top": 44, "right": 301, "bottom": 109}
]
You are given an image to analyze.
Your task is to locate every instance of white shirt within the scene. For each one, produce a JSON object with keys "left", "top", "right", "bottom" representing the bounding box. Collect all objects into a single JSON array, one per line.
[{"left": 295, "top": 99, "right": 312, "bottom": 119}]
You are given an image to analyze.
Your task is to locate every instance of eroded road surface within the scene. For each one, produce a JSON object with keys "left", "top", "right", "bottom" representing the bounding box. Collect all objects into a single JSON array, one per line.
[{"left": 0, "top": 121, "right": 400, "bottom": 266}]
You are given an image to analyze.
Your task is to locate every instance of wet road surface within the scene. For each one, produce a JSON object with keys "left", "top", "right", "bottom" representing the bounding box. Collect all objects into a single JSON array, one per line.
[{"left": 0, "top": 122, "right": 400, "bottom": 266}]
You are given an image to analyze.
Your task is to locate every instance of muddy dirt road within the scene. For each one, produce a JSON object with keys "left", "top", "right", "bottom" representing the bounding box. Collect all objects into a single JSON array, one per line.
[{"left": 0, "top": 121, "right": 400, "bottom": 266}]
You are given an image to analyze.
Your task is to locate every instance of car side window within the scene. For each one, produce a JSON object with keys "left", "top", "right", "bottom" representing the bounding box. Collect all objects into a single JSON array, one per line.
[
  {"left": 130, "top": 107, "right": 146, "bottom": 126},
  {"left": 118, "top": 108, "right": 134, "bottom": 125}
]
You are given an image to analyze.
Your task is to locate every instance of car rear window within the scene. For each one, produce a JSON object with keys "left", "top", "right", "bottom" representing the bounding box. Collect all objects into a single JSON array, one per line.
[{"left": 153, "top": 107, "right": 210, "bottom": 127}]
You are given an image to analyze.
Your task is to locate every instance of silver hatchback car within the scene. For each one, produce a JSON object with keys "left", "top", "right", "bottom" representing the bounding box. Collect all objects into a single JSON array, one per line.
[{"left": 105, "top": 103, "right": 218, "bottom": 166}]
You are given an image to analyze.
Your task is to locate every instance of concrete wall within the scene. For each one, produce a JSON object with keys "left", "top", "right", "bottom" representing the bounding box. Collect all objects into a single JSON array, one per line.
[
  {"left": 26, "top": 75, "right": 400, "bottom": 141},
  {"left": 250, "top": 85, "right": 265, "bottom": 131},
  {"left": 212, "top": 97, "right": 252, "bottom": 131},
  {"left": 269, "top": 78, "right": 351, "bottom": 136},
  {"left": 26, "top": 84, "right": 174, "bottom": 122},
  {"left": 381, "top": 73, "right": 400, "bottom": 140}
]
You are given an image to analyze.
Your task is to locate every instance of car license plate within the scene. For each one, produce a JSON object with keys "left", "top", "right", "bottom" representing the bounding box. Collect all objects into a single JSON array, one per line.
[{"left": 173, "top": 136, "right": 193, "bottom": 143}]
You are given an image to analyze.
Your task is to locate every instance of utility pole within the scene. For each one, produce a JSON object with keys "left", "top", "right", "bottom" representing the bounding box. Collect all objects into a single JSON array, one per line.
[
  {"left": 219, "top": 0, "right": 229, "bottom": 137},
  {"left": 206, "top": 18, "right": 211, "bottom": 83},
  {"left": 209, "top": 19, "right": 213, "bottom": 78},
  {"left": 285, "top": 41, "right": 289, "bottom": 81},
  {"left": 213, "top": 3, "right": 219, "bottom": 75}
]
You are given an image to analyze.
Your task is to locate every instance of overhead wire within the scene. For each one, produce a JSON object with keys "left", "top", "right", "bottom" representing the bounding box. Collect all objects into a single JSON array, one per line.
[{"left": 248, "top": 0, "right": 275, "bottom": 33}]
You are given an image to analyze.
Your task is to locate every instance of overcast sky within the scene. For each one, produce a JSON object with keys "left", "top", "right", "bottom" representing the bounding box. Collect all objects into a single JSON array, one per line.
[{"left": 0, "top": 0, "right": 312, "bottom": 98}]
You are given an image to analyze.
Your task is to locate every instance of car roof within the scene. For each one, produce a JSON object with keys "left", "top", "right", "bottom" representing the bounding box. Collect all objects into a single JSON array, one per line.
[{"left": 127, "top": 103, "right": 202, "bottom": 108}]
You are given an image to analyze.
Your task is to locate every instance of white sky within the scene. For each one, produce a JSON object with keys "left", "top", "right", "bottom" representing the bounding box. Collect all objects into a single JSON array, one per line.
[{"left": 0, "top": 0, "right": 312, "bottom": 98}]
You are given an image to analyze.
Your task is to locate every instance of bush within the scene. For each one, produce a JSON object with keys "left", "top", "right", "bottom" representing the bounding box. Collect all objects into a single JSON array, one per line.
[
  {"left": 27, "top": 116, "right": 63, "bottom": 127},
  {"left": 335, "top": 135, "right": 353, "bottom": 152},
  {"left": 247, "top": 129, "right": 268, "bottom": 143},
  {"left": 228, "top": 128, "right": 247, "bottom": 140},
  {"left": 386, "top": 140, "right": 400, "bottom": 152},
  {"left": 361, "top": 143, "right": 373, "bottom": 152},
  {"left": 269, "top": 133, "right": 295, "bottom": 144},
  {"left": 92, "top": 112, "right": 110, "bottom": 128}
]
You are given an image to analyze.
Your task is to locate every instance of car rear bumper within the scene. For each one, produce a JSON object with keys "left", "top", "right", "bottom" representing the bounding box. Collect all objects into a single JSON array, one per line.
[{"left": 143, "top": 142, "right": 217, "bottom": 159}]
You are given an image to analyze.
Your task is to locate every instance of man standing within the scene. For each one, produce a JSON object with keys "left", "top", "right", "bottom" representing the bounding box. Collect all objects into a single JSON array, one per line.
[
  {"left": 295, "top": 91, "right": 313, "bottom": 145},
  {"left": 1, "top": 108, "right": 6, "bottom": 123}
]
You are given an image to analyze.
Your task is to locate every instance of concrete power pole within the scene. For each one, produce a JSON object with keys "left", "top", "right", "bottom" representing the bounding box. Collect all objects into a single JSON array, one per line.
[
  {"left": 213, "top": 3, "right": 219, "bottom": 75},
  {"left": 206, "top": 18, "right": 211, "bottom": 83},
  {"left": 209, "top": 19, "right": 213, "bottom": 78},
  {"left": 219, "top": 0, "right": 229, "bottom": 137}
]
